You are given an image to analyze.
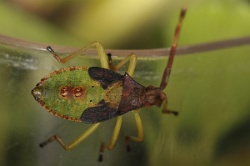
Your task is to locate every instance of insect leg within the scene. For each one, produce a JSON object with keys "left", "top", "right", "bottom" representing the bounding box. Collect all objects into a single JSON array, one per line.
[
  {"left": 110, "top": 53, "right": 137, "bottom": 76},
  {"left": 124, "top": 110, "right": 144, "bottom": 151},
  {"left": 106, "top": 49, "right": 137, "bottom": 74},
  {"left": 161, "top": 97, "right": 178, "bottom": 115},
  {"left": 106, "top": 53, "right": 114, "bottom": 70},
  {"left": 106, "top": 53, "right": 137, "bottom": 73},
  {"left": 39, "top": 123, "right": 100, "bottom": 151},
  {"left": 118, "top": 54, "right": 142, "bottom": 150},
  {"left": 98, "top": 116, "right": 122, "bottom": 162},
  {"left": 47, "top": 42, "right": 109, "bottom": 69}
]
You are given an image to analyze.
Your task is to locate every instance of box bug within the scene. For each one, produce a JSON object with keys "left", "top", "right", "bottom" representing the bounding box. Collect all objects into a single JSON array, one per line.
[{"left": 31, "top": 7, "right": 186, "bottom": 161}]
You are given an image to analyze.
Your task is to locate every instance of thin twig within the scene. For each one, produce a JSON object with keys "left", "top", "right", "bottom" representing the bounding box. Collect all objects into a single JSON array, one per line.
[{"left": 0, "top": 34, "right": 249, "bottom": 57}]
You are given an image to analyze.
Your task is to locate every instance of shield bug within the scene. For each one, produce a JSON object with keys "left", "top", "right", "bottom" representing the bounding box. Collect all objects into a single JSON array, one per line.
[{"left": 31, "top": 7, "right": 186, "bottom": 161}]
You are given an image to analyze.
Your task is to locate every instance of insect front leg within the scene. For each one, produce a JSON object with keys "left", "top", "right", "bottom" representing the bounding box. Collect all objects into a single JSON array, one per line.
[
  {"left": 47, "top": 42, "right": 109, "bottom": 69},
  {"left": 124, "top": 110, "right": 144, "bottom": 151},
  {"left": 40, "top": 123, "right": 100, "bottom": 151},
  {"left": 161, "top": 97, "right": 178, "bottom": 115},
  {"left": 98, "top": 116, "right": 122, "bottom": 162}
]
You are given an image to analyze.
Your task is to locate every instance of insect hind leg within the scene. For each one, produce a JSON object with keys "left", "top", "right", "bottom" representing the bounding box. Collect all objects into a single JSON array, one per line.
[{"left": 39, "top": 123, "right": 100, "bottom": 151}]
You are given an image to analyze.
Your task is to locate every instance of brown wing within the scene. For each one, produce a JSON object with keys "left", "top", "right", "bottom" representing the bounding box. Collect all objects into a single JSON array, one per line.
[
  {"left": 81, "top": 71, "right": 146, "bottom": 124},
  {"left": 88, "top": 67, "right": 123, "bottom": 89},
  {"left": 80, "top": 100, "right": 119, "bottom": 123}
]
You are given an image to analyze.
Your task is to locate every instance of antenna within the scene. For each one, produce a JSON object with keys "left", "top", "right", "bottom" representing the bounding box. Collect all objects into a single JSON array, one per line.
[{"left": 160, "top": 7, "right": 187, "bottom": 90}]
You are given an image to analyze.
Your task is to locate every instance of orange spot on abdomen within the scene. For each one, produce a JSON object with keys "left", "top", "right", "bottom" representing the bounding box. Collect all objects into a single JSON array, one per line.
[{"left": 60, "top": 86, "right": 85, "bottom": 98}]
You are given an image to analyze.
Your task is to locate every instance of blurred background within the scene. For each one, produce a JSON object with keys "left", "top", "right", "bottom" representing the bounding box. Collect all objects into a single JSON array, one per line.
[
  {"left": 1, "top": 0, "right": 249, "bottom": 48},
  {"left": 0, "top": 0, "right": 250, "bottom": 166}
]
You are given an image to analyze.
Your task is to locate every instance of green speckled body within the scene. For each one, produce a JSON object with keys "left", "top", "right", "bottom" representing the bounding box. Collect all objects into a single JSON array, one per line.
[
  {"left": 45, "top": 67, "right": 104, "bottom": 120},
  {"left": 32, "top": 66, "right": 123, "bottom": 122}
]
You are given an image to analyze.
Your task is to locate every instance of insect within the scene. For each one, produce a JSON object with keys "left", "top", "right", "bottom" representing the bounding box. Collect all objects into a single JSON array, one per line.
[{"left": 31, "top": 7, "right": 186, "bottom": 161}]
